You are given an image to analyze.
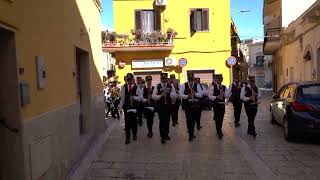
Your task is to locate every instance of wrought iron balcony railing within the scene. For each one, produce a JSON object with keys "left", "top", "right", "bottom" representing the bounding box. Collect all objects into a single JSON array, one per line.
[{"left": 265, "top": 28, "right": 281, "bottom": 42}]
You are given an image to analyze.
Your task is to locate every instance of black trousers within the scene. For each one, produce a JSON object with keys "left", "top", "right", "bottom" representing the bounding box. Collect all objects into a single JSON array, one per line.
[
  {"left": 157, "top": 104, "right": 170, "bottom": 139},
  {"left": 111, "top": 99, "right": 120, "bottom": 118},
  {"left": 144, "top": 108, "right": 155, "bottom": 133},
  {"left": 170, "top": 99, "right": 180, "bottom": 124},
  {"left": 244, "top": 104, "right": 258, "bottom": 133},
  {"left": 124, "top": 110, "right": 138, "bottom": 140},
  {"left": 213, "top": 104, "right": 225, "bottom": 134},
  {"left": 233, "top": 101, "right": 243, "bottom": 123},
  {"left": 185, "top": 103, "right": 201, "bottom": 137},
  {"left": 196, "top": 108, "right": 202, "bottom": 129},
  {"left": 137, "top": 102, "right": 144, "bottom": 124}
]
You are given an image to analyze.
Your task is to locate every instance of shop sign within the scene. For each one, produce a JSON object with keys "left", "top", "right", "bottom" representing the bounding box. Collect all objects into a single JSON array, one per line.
[{"left": 132, "top": 59, "right": 163, "bottom": 68}]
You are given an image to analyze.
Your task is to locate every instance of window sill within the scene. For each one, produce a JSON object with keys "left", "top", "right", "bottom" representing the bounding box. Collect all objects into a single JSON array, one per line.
[{"left": 191, "top": 31, "right": 210, "bottom": 33}]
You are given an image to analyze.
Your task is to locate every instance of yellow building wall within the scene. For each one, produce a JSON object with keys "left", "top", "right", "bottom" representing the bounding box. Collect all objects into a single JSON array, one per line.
[
  {"left": 0, "top": 0, "right": 103, "bottom": 122},
  {"left": 113, "top": 0, "right": 232, "bottom": 85}
]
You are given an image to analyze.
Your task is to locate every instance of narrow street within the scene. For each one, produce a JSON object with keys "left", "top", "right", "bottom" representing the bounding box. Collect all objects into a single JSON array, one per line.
[{"left": 82, "top": 92, "right": 320, "bottom": 180}]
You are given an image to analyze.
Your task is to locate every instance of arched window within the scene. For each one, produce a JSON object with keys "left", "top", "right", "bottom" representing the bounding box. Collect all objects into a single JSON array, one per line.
[{"left": 304, "top": 45, "right": 313, "bottom": 61}]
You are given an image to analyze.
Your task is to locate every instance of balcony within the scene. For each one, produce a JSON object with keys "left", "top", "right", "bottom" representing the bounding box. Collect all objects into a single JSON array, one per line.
[
  {"left": 102, "top": 31, "right": 175, "bottom": 53},
  {"left": 93, "top": 0, "right": 102, "bottom": 11},
  {"left": 264, "top": 28, "right": 281, "bottom": 54}
]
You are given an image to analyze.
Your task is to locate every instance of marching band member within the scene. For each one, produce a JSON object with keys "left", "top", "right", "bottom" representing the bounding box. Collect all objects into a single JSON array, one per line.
[
  {"left": 240, "top": 76, "right": 261, "bottom": 137},
  {"left": 226, "top": 74, "right": 244, "bottom": 127},
  {"left": 180, "top": 73, "right": 203, "bottom": 142},
  {"left": 143, "top": 76, "right": 156, "bottom": 138},
  {"left": 209, "top": 74, "right": 227, "bottom": 139},
  {"left": 119, "top": 73, "right": 143, "bottom": 144},
  {"left": 152, "top": 73, "right": 178, "bottom": 144},
  {"left": 169, "top": 74, "right": 181, "bottom": 127}
]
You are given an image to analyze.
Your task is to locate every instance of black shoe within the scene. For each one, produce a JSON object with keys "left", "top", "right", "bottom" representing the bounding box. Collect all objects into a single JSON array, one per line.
[
  {"left": 235, "top": 122, "right": 240, "bottom": 127},
  {"left": 133, "top": 136, "right": 137, "bottom": 141},
  {"left": 165, "top": 136, "right": 171, "bottom": 141},
  {"left": 125, "top": 139, "right": 130, "bottom": 144},
  {"left": 147, "top": 132, "right": 153, "bottom": 138},
  {"left": 161, "top": 139, "right": 166, "bottom": 144},
  {"left": 247, "top": 131, "right": 257, "bottom": 137},
  {"left": 218, "top": 133, "right": 223, "bottom": 139},
  {"left": 189, "top": 136, "right": 193, "bottom": 142},
  {"left": 176, "top": 122, "right": 179, "bottom": 125},
  {"left": 197, "top": 126, "right": 202, "bottom": 130},
  {"left": 172, "top": 123, "right": 176, "bottom": 127},
  {"left": 192, "top": 134, "right": 196, "bottom": 139}
]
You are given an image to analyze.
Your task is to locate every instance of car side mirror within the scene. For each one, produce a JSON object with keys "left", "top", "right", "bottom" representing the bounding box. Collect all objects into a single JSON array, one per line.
[{"left": 272, "top": 94, "right": 280, "bottom": 99}]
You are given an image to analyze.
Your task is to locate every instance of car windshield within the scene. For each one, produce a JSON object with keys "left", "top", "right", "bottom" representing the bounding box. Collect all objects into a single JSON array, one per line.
[{"left": 300, "top": 85, "right": 320, "bottom": 100}]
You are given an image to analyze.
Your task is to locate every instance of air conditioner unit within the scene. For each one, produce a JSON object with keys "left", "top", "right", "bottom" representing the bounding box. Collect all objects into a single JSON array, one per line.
[
  {"left": 155, "top": 0, "right": 167, "bottom": 6},
  {"left": 165, "top": 57, "right": 176, "bottom": 66}
]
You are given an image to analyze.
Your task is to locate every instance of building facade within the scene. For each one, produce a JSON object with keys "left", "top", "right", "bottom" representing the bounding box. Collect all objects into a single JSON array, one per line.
[
  {"left": 241, "top": 40, "right": 272, "bottom": 88},
  {"left": 104, "top": 0, "right": 232, "bottom": 86},
  {"left": 0, "top": 0, "right": 104, "bottom": 179},
  {"left": 264, "top": 0, "right": 320, "bottom": 92}
]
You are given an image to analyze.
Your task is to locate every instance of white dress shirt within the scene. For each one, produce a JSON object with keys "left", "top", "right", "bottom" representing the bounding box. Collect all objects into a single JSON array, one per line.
[
  {"left": 240, "top": 84, "right": 262, "bottom": 102},
  {"left": 152, "top": 82, "right": 178, "bottom": 100},
  {"left": 179, "top": 82, "right": 203, "bottom": 100},
  {"left": 208, "top": 83, "right": 228, "bottom": 102},
  {"left": 199, "top": 84, "right": 208, "bottom": 97}
]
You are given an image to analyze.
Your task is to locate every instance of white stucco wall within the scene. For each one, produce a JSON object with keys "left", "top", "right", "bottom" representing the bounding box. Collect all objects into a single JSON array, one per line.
[{"left": 282, "top": 0, "right": 317, "bottom": 27}]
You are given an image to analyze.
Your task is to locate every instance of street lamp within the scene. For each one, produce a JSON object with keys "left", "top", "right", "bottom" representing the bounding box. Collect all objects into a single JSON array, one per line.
[{"left": 232, "top": 9, "right": 252, "bottom": 13}]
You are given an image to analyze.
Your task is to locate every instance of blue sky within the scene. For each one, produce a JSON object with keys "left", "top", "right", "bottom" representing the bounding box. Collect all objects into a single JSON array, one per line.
[{"left": 101, "top": 0, "right": 264, "bottom": 40}]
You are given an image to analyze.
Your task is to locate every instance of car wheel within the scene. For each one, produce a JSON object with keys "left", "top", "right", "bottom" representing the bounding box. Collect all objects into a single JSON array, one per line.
[
  {"left": 283, "top": 117, "right": 293, "bottom": 141},
  {"left": 270, "top": 109, "right": 276, "bottom": 125}
]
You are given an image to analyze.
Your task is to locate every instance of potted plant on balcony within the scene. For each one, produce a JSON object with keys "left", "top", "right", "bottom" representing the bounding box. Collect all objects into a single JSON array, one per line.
[
  {"left": 131, "top": 29, "right": 143, "bottom": 44},
  {"left": 166, "top": 28, "right": 178, "bottom": 43}
]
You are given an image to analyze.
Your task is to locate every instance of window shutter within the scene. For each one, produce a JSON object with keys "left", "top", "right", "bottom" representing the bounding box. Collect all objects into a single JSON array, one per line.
[
  {"left": 190, "top": 9, "right": 196, "bottom": 32},
  {"left": 154, "top": 10, "right": 161, "bottom": 31},
  {"left": 202, "top": 9, "right": 209, "bottom": 31},
  {"left": 135, "top": 10, "right": 142, "bottom": 31},
  {"left": 195, "top": 10, "right": 202, "bottom": 31}
]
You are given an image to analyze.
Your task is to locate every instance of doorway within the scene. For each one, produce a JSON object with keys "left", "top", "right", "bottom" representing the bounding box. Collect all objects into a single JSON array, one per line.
[
  {"left": 75, "top": 47, "right": 91, "bottom": 135},
  {"left": 0, "top": 27, "right": 24, "bottom": 180}
]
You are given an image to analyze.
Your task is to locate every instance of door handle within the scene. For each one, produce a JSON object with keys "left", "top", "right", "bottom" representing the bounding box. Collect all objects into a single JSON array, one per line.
[{"left": 0, "top": 118, "right": 19, "bottom": 133}]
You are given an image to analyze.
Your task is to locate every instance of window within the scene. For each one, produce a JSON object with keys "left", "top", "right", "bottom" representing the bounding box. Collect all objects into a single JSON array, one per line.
[
  {"left": 190, "top": 9, "right": 209, "bottom": 32},
  {"left": 135, "top": 10, "right": 161, "bottom": 33},
  {"left": 255, "top": 56, "right": 264, "bottom": 67},
  {"left": 300, "top": 85, "right": 320, "bottom": 100}
]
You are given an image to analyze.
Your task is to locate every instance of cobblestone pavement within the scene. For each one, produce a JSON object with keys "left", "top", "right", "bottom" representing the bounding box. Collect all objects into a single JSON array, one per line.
[{"left": 84, "top": 91, "right": 320, "bottom": 180}]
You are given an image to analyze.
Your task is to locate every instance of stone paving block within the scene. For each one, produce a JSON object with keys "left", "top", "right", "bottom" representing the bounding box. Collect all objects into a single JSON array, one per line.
[{"left": 83, "top": 94, "right": 320, "bottom": 180}]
